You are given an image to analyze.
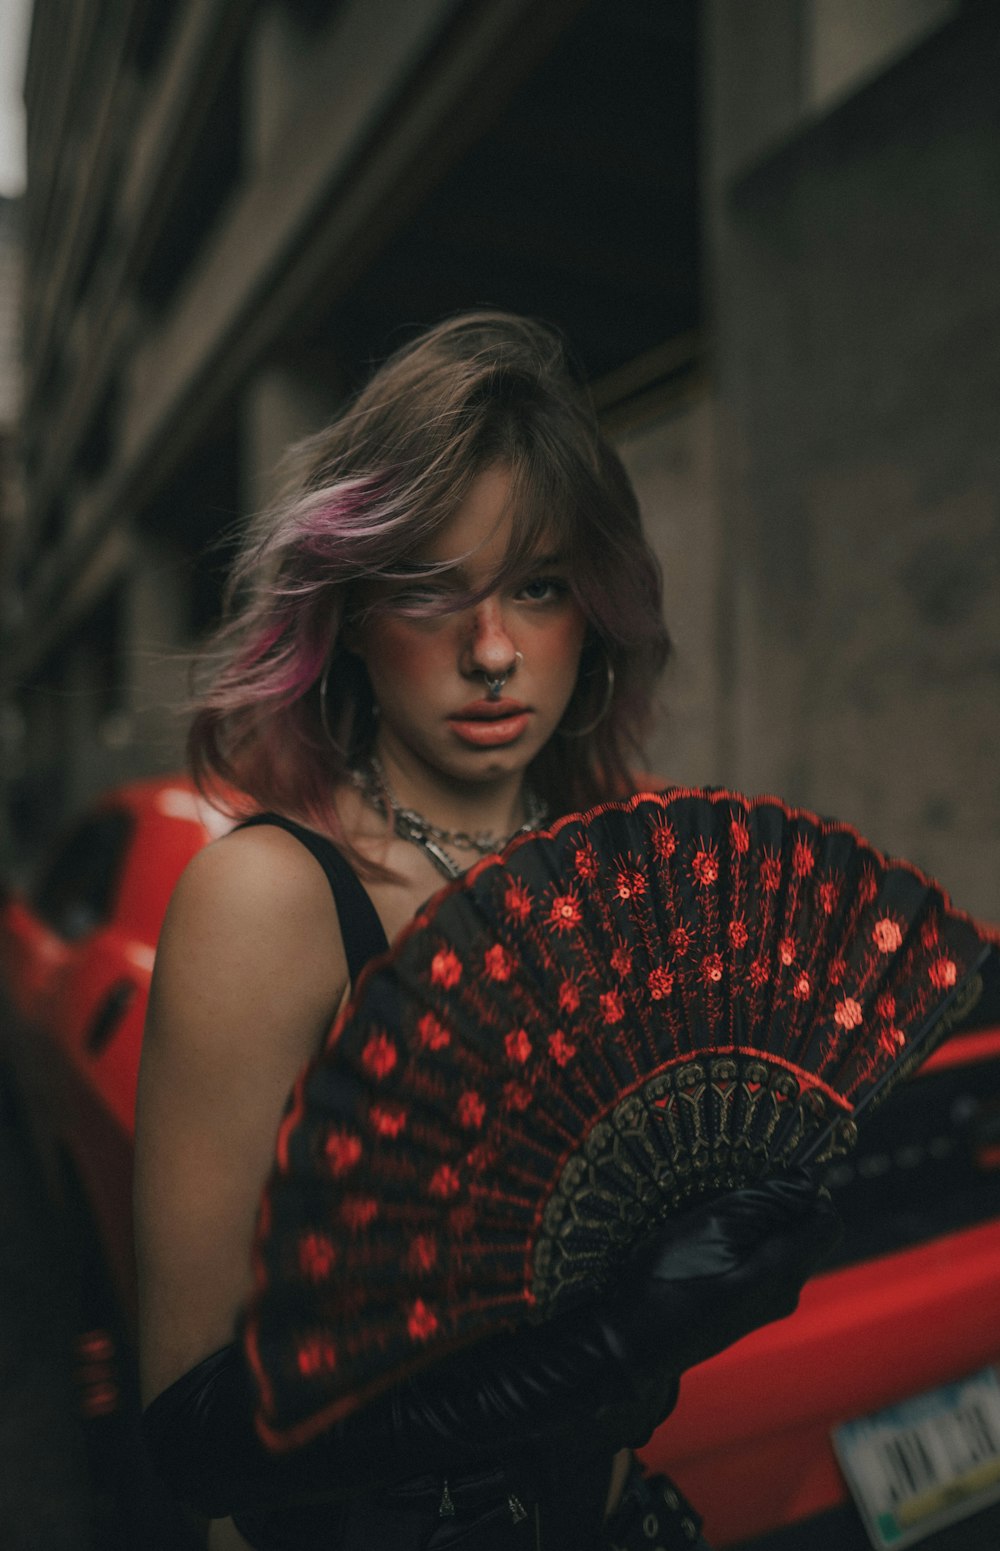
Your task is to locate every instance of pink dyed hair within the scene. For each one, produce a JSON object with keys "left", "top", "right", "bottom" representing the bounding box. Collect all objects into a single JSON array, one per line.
[{"left": 188, "top": 312, "right": 671, "bottom": 864}]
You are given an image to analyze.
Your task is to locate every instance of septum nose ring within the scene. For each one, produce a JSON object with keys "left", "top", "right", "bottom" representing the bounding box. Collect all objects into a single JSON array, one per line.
[{"left": 483, "top": 651, "right": 523, "bottom": 701}]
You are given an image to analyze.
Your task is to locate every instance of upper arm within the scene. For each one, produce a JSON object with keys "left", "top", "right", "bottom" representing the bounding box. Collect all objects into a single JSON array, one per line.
[{"left": 133, "top": 826, "right": 349, "bottom": 1403}]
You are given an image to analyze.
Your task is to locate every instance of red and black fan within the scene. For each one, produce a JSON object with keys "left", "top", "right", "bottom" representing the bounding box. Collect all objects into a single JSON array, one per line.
[{"left": 244, "top": 788, "right": 998, "bottom": 1449}]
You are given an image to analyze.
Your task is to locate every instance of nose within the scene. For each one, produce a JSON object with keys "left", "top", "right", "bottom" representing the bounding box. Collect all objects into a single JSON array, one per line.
[{"left": 463, "top": 597, "right": 519, "bottom": 681}]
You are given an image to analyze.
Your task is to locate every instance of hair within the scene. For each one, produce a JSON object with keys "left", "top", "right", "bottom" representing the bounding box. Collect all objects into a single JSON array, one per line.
[{"left": 188, "top": 311, "right": 671, "bottom": 867}]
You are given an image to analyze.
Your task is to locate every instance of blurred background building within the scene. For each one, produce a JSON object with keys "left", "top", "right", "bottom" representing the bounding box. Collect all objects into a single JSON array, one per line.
[{"left": 2, "top": 0, "right": 998, "bottom": 921}]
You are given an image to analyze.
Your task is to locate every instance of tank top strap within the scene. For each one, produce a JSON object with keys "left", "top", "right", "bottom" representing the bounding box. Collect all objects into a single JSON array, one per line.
[{"left": 236, "top": 813, "right": 389, "bottom": 985}]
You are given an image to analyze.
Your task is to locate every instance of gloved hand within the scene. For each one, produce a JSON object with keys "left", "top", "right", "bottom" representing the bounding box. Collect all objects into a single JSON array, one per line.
[
  {"left": 605, "top": 1169, "right": 842, "bottom": 1378},
  {"left": 142, "top": 1171, "right": 839, "bottom": 1516}
]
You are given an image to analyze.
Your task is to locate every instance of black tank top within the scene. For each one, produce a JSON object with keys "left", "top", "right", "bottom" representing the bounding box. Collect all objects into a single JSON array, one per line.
[{"left": 237, "top": 812, "right": 390, "bottom": 983}]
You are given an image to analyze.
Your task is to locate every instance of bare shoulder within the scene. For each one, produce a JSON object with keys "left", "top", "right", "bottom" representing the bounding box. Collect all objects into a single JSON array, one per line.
[
  {"left": 134, "top": 821, "right": 349, "bottom": 1397},
  {"left": 154, "top": 822, "right": 349, "bottom": 1027}
]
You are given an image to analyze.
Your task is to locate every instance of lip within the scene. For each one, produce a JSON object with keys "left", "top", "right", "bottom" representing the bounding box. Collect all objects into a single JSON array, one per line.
[
  {"left": 451, "top": 697, "right": 529, "bottom": 720},
  {"left": 448, "top": 710, "right": 532, "bottom": 747}
]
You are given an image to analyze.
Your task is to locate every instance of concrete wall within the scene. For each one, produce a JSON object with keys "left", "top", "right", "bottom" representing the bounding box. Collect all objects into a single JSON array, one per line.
[
  {"left": 715, "top": 7, "right": 1000, "bottom": 920},
  {"left": 610, "top": 0, "right": 996, "bottom": 928},
  {"left": 617, "top": 390, "right": 724, "bottom": 787}
]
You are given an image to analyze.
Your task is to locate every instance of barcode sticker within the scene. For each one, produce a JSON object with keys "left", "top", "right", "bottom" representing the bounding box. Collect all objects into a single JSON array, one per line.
[{"left": 833, "top": 1368, "right": 1000, "bottom": 1549}]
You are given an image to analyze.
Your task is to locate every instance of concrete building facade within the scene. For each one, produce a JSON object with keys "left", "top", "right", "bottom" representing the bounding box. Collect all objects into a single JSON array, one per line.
[{"left": 6, "top": 0, "right": 998, "bottom": 923}]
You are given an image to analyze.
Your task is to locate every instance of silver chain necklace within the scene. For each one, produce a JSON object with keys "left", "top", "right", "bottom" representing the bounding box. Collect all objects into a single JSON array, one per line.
[{"left": 355, "top": 755, "right": 548, "bottom": 879}]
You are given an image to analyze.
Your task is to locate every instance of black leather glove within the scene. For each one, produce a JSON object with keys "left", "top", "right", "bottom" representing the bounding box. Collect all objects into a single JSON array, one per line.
[
  {"left": 142, "top": 1171, "right": 840, "bottom": 1517},
  {"left": 610, "top": 1169, "right": 841, "bottom": 1374}
]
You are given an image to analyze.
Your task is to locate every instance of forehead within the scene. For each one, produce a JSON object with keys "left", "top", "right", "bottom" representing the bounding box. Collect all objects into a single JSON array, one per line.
[{"left": 418, "top": 465, "right": 557, "bottom": 572}]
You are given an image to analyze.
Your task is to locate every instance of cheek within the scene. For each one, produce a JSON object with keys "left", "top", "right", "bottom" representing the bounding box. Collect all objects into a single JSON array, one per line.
[
  {"left": 536, "top": 611, "right": 587, "bottom": 682},
  {"left": 362, "top": 622, "right": 450, "bottom": 696}
]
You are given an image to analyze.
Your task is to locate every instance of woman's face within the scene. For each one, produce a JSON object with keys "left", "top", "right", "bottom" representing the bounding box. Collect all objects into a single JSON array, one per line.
[{"left": 352, "top": 465, "right": 587, "bottom": 791}]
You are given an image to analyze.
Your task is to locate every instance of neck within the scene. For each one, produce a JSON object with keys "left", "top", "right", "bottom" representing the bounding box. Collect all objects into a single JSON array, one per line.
[{"left": 370, "top": 741, "right": 531, "bottom": 842}]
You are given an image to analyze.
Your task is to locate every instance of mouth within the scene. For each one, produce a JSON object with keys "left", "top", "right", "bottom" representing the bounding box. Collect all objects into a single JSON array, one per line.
[
  {"left": 448, "top": 701, "right": 532, "bottom": 746},
  {"left": 450, "top": 698, "right": 530, "bottom": 721}
]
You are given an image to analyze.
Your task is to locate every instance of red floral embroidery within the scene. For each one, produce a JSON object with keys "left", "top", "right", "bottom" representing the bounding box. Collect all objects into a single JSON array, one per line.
[
  {"left": 504, "top": 1028, "right": 532, "bottom": 1064},
  {"left": 791, "top": 839, "right": 815, "bottom": 877},
  {"left": 615, "top": 867, "right": 647, "bottom": 901},
  {"left": 297, "top": 1231, "right": 338, "bottom": 1281},
  {"left": 503, "top": 1080, "right": 532, "bottom": 1110},
  {"left": 558, "top": 978, "right": 581, "bottom": 1013},
  {"left": 828, "top": 957, "right": 847, "bottom": 985},
  {"left": 407, "top": 1300, "right": 438, "bottom": 1342},
  {"left": 431, "top": 948, "right": 463, "bottom": 988},
  {"left": 484, "top": 943, "right": 515, "bottom": 981},
  {"left": 778, "top": 936, "right": 796, "bottom": 967},
  {"left": 730, "top": 818, "right": 750, "bottom": 854},
  {"left": 407, "top": 1234, "right": 438, "bottom": 1274},
  {"left": 728, "top": 917, "right": 749, "bottom": 950},
  {"left": 548, "top": 891, "right": 583, "bottom": 931},
  {"left": 652, "top": 821, "right": 677, "bottom": 859},
  {"left": 669, "top": 925, "right": 692, "bottom": 956},
  {"left": 817, "top": 880, "right": 839, "bottom": 915},
  {"left": 920, "top": 919, "right": 940, "bottom": 950},
  {"left": 362, "top": 1033, "right": 397, "bottom": 1079},
  {"left": 859, "top": 868, "right": 879, "bottom": 904},
  {"left": 875, "top": 991, "right": 896, "bottom": 1021},
  {"left": 429, "top": 1164, "right": 461, "bottom": 1198},
  {"left": 548, "top": 1029, "right": 577, "bottom": 1065},
  {"left": 878, "top": 1026, "right": 906, "bottom": 1056},
  {"left": 700, "top": 952, "right": 724, "bottom": 985},
  {"left": 834, "top": 997, "right": 863, "bottom": 1030},
  {"left": 600, "top": 990, "right": 625, "bottom": 1023},
  {"left": 457, "top": 1090, "right": 486, "bottom": 1129},
  {"left": 928, "top": 956, "right": 957, "bottom": 990},
  {"left": 873, "top": 917, "right": 903, "bottom": 953},
  {"left": 793, "top": 972, "right": 811, "bottom": 1000},
  {"left": 341, "top": 1196, "right": 378, "bottom": 1231},
  {"left": 611, "top": 943, "right": 633, "bottom": 975},
  {"left": 759, "top": 856, "right": 782, "bottom": 892},
  {"left": 749, "top": 958, "right": 769, "bottom": 990},
  {"left": 369, "top": 1104, "right": 407, "bottom": 1138},
  {"left": 504, "top": 882, "right": 533, "bottom": 922},
  {"left": 574, "top": 843, "right": 600, "bottom": 880},
  {"left": 691, "top": 846, "right": 719, "bottom": 886},
  {"left": 324, "top": 1129, "right": 362, "bottom": 1175},
  {"left": 417, "top": 1012, "right": 450, "bottom": 1050},
  {"left": 647, "top": 965, "right": 674, "bottom": 1000},
  {"left": 296, "top": 1333, "right": 337, "bottom": 1378}
]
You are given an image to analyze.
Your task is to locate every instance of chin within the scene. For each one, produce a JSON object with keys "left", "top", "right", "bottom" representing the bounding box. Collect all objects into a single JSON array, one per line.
[{"left": 444, "top": 740, "right": 538, "bottom": 784}]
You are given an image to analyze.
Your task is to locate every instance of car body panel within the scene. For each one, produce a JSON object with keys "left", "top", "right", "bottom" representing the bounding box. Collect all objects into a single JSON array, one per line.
[
  {"left": 0, "top": 776, "right": 233, "bottom": 1322},
  {"left": 644, "top": 1027, "right": 1000, "bottom": 1545},
  {"left": 645, "top": 1214, "right": 1000, "bottom": 1545}
]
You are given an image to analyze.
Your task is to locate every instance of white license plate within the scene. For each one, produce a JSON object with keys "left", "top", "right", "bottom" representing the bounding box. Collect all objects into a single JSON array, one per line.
[{"left": 833, "top": 1367, "right": 1000, "bottom": 1549}]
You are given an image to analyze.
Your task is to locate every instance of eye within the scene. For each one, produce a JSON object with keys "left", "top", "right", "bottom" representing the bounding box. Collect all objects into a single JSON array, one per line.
[
  {"left": 383, "top": 582, "right": 454, "bottom": 613},
  {"left": 517, "top": 575, "right": 569, "bottom": 604}
]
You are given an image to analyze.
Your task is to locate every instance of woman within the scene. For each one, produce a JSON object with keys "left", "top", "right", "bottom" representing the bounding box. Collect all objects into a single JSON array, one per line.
[{"left": 135, "top": 313, "right": 838, "bottom": 1550}]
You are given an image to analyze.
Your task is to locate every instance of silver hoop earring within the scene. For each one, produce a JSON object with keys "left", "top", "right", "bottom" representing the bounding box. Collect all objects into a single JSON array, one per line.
[{"left": 560, "top": 655, "right": 615, "bottom": 738}]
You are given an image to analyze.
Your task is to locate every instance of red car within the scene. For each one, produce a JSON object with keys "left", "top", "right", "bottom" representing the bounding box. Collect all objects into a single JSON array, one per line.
[
  {"left": 2, "top": 775, "right": 1000, "bottom": 1548},
  {"left": 0, "top": 776, "right": 232, "bottom": 1334}
]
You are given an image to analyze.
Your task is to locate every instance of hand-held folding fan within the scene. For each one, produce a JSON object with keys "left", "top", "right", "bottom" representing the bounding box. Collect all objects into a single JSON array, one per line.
[{"left": 244, "top": 788, "right": 998, "bottom": 1449}]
